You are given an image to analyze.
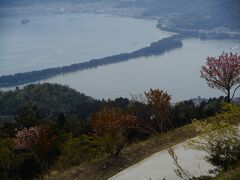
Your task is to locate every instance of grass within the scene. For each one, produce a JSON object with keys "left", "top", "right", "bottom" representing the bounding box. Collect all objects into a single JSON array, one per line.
[{"left": 45, "top": 124, "right": 196, "bottom": 180}]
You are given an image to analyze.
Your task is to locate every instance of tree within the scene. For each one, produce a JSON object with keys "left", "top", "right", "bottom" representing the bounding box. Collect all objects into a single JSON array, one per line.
[
  {"left": 15, "top": 102, "right": 40, "bottom": 128},
  {"left": 14, "top": 124, "right": 58, "bottom": 168},
  {"left": 0, "top": 138, "right": 14, "bottom": 179},
  {"left": 14, "top": 126, "right": 40, "bottom": 150},
  {"left": 56, "top": 112, "right": 66, "bottom": 130},
  {"left": 91, "top": 107, "right": 139, "bottom": 156},
  {"left": 144, "top": 89, "right": 173, "bottom": 133},
  {"left": 130, "top": 89, "right": 173, "bottom": 133},
  {"left": 200, "top": 52, "right": 240, "bottom": 102}
]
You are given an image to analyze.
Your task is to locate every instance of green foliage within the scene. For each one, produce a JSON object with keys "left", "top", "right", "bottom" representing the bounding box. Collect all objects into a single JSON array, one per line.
[
  {"left": 207, "top": 136, "right": 240, "bottom": 171},
  {"left": 12, "top": 152, "right": 41, "bottom": 179},
  {"left": 56, "top": 112, "right": 66, "bottom": 131},
  {"left": 171, "top": 100, "right": 199, "bottom": 126},
  {"left": 170, "top": 97, "right": 223, "bottom": 127},
  {"left": 56, "top": 135, "right": 104, "bottom": 169},
  {"left": 0, "top": 83, "right": 234, "bottom": 178},
  {"left": 15, "top": 101, "right": 41, "bottom": 128},
  {"left": 1, "top": 122, "right": 18, "bottom": 137},
  {"left": 0, "top": 116, "right": 14, "bottom": 127},
  {"left": 0, "top": 138, "right": 13, "bottom": 179},
  {"left": 202, "top": 101, "right": 221, "bottom": 117},
  {"left": 0, "top": 83, "right": 99, "bottom": 120},
  {"left": 188, "top": 103, "right": 240, "bottom": 171},
  {"left": 0, "top": 138, "right": 41, "bottom": 179},
  {"left": 64, "top": 115, "right": 89, "bottom": 136},
  {"left": 220, "top": 103, "right": 240, "bottom": 124}
]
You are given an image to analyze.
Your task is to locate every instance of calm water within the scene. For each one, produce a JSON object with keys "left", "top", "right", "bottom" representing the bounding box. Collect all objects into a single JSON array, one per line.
[
  {"left": 43, "top": 39, "right": 240, "bottom": 102},
  {"left": 0, "top": 13, "right": 239, "bottom": 101},
  {"left": 0, "top": 13, "right": 172, "bottom": 75}
]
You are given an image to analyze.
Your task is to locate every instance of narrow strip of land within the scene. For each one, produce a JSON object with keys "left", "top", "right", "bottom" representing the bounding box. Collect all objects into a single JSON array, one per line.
[{"left": 0, "top": 36, "right": 182, "bottom": 88}]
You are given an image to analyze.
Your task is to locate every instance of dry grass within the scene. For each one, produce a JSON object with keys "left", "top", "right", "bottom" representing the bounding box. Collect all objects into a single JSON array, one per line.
[{"left": 46, "top": 124, "right": 196, "bottom": 180}]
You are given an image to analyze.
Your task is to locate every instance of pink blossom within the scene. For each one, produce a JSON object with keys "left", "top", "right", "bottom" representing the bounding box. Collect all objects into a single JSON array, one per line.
[
  {"left": 200, "top": 52, "right": 240, "bottom": 102},
  {"left": 14, "top": 126, "right": 40, "bottom": 149}
]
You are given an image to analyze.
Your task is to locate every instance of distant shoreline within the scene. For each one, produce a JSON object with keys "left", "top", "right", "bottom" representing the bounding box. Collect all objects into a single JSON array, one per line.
[
  {"left": 156, "top": 22, "right": 240, "bottom": 41},
  {"left": 0, "top": 10, "right": 239, "bottom": 89},
  {"left": 0, "top": 36, "right": 183, "bottom": 88}
]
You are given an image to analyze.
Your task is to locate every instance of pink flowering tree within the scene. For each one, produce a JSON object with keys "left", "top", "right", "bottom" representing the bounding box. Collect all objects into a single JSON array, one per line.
[
  {"left": 200, "top": 52, "right": 240, "bottom": 102},
  {"left": 14, "top": 124, "right": 57, "bottom": 158},
  {"left": 14, "top": 124, "right": 58, "bottom": 169},
  {"left": 14, "top": 126, "right": 40, "bottom": 149}
]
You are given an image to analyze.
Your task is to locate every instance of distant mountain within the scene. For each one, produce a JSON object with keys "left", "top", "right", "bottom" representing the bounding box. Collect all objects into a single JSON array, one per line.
[
  {"left": 119, "top": 0, "right": 240, "bottom": 30},
  {"left": 1, "top": 0, "right": 239, "bottom": 33}
]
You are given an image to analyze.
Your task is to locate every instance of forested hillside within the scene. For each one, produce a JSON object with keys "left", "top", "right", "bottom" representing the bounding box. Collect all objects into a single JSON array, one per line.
[
  {"left": 0, "top": 83, "right": 99, "bottom": 119},
  {"left": 0, "top": 83, "right": 236, "bottom": 179}
]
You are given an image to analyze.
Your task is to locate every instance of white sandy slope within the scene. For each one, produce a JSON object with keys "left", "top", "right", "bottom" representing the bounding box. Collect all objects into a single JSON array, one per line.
[{"left": 109, "top": 141, "right": 216, "bottom": 180}]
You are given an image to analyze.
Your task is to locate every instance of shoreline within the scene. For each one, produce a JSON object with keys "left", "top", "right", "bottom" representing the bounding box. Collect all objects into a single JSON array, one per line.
[
  {"left": 0, "top": 36, "right": 183, "bottom": 88},
  {"left": 0, "top": 11, "right": 239, "bottom": 90}
]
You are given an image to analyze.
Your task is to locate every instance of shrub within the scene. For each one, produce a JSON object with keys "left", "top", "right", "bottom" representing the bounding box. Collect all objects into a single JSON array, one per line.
[
  {"left": 144, "top": 89, "right": 173, "bottom": 132},
  {"left": 0, "top": 138, "right": 13, "bottom": 179},
  {"left": 12, "top": 152, "right": 41, "bottom": 179},
  {"left": 64, "top": 115, "right": 90, "bottom": 136},
  {"left": 14, "top": 124, "right": 59, "bottom": 170},
  {"left": 56, "top": 135, "right": 104, "bottom": 169},
  {"left": 188, "top": 103, "right": 240, "bottom": 171},
  {"left": 15, "top": 102, "right": 41, "bottom": 128},
  {"left": 14, "top": 126, "right": 40, "bottom": 149},
  {"left": 91, "top": 107, "right": 139, "bottom": 156},
  {"left": 131, "top": 89, "right": 173, "bottom": 133},
  {"left": 207, "top": 135, "right": 240, "bottom": 170},
  {"left": 0, "top": 138, "right": 41, "bottom": 179}
]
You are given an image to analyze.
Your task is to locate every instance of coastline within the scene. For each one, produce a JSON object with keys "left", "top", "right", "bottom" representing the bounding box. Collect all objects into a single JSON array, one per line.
[
  {"left": 0, "top": 8, "right": 239, "bottom": 90},
  {"left": 0, "top": 36, "right": 183, "bottom": 88}
]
